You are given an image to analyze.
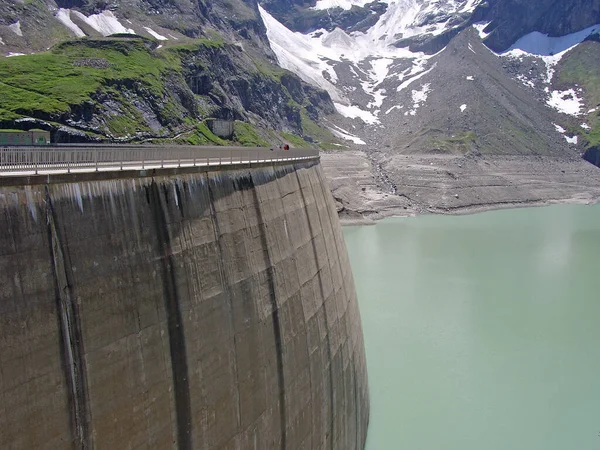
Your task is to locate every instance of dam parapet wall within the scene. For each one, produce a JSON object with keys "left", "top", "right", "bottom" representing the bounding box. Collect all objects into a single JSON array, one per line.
[{"left": 0, "top": 160, "right": 369, "bottom": 449}]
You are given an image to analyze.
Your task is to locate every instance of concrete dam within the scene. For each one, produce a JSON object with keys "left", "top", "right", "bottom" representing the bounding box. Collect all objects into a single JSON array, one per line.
[{"left": 0, "top": 157, "right": 369, "bottom": 449}]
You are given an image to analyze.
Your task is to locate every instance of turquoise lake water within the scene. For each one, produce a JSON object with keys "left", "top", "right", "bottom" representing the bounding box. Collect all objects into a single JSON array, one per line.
[{"left": 343, "top": 204, "right": 600, "bottom": 450}]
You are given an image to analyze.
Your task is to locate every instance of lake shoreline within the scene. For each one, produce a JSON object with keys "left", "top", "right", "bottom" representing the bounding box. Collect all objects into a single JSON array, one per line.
[
  {"left": 340, "top": 196, "right": 600, "bottom": 225},
  {"left": 322, "top": 150, "right": 600, "bottom": 225}
]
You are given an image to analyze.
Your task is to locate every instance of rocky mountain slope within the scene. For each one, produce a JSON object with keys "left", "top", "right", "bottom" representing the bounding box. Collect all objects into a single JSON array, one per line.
[
  {"left": 260, "top": 0, "right": 600, "bottom": 155},
  {"left": 0, "top": 0, "right": 339, "bottom": 145},
  {"left": 257, "top": 0, "right": 600, "bottom": 219}
]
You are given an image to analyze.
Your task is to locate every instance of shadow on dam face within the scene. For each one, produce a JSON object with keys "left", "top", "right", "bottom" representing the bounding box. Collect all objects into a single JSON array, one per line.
[{"left": 0, "top": 160, "right": 369, "bottom": 449}]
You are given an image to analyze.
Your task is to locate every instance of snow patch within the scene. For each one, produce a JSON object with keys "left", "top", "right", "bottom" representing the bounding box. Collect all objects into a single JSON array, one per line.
[
  {"left": 547, "top": 89, "right": 583, "bottom": 116},
  {"left": 581, "top": 123, "right": 590, "bottom": 130},
  {"left": 411, "top": 83, "right": 430, "bottom": 112},
  {"left": 0, "top": 37, "right": 4, "bottom": 46},
  {"left": 466, "top": 75, "right": 474, "bottom": 80},
  {"left": 71, "top": 10, "right": 135, "bottom": 36},
  {"left": 565, "top": 135, "right": 578, "bottom": 144},
  {"left": 472, "top": 22, "right": 491, "bottom": 39},
  {"left": 501, "top": 23, "right": 600, "bottom": 83},
  {"left": 260, "top": 5, "right": 438, "bottom": 123},
  {"left": 9, "top": 21, "right": 23, "bottom": 37},
  {"left": 334, "top": 102, "right": 379, "bottom": 124},
  {"left": 328, "top": 124, "right": 366, "bottom": 144},
  {"left": 144, "top": 26, "right": 168, "bottom": 40},
  {"left": 397, "top": 63, "right": 436, "bottom": 92},
  {"left": 385, "top": 105, "right": 403, "bottom": 114},
  {"left": 56, "top": 9, "right": 86, "bottom": 37},
  {"left": 7, "top": 52, "right": 25, "bottom": 57},
  {"left": 468, "top": 43, "right": 476, "bottom": 54},
  {"left": 460, "top": 104, "right": 467, "bottom": 112},
  {"left": 553, "top": 123, "right": 566, "bottom": 134},
  {"left": 516, "top": 74, "right": 535, "bottom": 88}
]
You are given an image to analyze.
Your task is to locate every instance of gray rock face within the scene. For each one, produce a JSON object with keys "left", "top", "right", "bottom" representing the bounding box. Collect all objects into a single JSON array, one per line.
[
  {"left": 473, "top": 0, "right": 600, "bottom": 51},
  {"left": 0, "top": 0, "right": 336, "bottom": 143}
]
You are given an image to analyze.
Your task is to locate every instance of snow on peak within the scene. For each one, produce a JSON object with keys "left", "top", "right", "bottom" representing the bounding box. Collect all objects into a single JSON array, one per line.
[
  {"left": 71, "top": 10, "right": 135, "bottom": 36},
  {"left": 506, "top": 24, "right": 600, "bottom": 57},
  {"left": 312, "top": 0, "right": 373, "bottom": 10}
]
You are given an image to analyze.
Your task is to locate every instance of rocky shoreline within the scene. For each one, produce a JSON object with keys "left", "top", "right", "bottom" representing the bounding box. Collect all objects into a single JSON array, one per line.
[{"left": 321, "top": 150, "right": 600, "bottom": 225}]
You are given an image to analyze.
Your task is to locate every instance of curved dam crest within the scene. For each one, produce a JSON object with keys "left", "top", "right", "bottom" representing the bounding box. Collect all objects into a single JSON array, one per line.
[{"left": 0, "top": 160, "right": 369, "bottom": 449}]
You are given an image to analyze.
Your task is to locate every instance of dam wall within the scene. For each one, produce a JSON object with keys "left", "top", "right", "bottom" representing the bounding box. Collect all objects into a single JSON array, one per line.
[{"left": 0, "top": 160, "right": 369, "bottom": 449}]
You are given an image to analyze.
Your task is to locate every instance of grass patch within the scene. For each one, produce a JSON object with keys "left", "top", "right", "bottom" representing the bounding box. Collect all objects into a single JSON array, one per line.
[
  {"left": 429, "top": 131, "right": 477, "bottom": 154},
  {"left": 233, "top": 121, "right": 269, "bottom": 147},
  {"left": 280, "top": 131, "right": 311, "bottom": 148},
  {"left": 557, "top": 41, "right": 600, "bottom": 107},
  {"left": 300, "top": 111, "right": 335, "bottom": 143},
  {"left": 556, "top": 40, "right": 600, "bottom": 149},
  {"left": 0, "top": 38, "right": 181, "bottom": 122},
  {"left": 187, "top": 121, "right": 228, "bottom": 145}
]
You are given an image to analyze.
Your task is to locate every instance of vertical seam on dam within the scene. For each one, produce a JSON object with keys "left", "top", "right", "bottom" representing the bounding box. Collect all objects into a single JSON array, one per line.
[
  {"left": 248, "top": 174, "right": 287, "bottom": 450},
  {"left": 148, "top": 180, "right": 192, "bottom": 450},
  {"left": 206, "top": 177, "right": 243, "bottom": 433},
  {"left": 274, "top": 168, "right": 317, "bottom": 448},
  {"left": 311, "top": 170, "right": 355, "bottom": 449},
  {"left": 295, "top": 170, "right": 335, "bottom": 450},
  {"left": 45, "top": 186, "right": 91, "bottom": 450}
]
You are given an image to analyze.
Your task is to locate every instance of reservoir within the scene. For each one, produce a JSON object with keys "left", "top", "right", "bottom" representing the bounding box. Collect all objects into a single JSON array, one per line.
[{"left": 344, "top": 204, "right": 600, "bottom": 450}]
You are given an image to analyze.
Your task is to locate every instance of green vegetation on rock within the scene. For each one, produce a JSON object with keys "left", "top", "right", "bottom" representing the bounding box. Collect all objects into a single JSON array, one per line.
[
  {"left": 280, "top": 132, "right": 311, "bottom": 148},
  {"left": 556, "top": 40, "right": 600, "bottom": 149},
  {"left": 233, "top": 121, "right": 269, "bottom": 147},
  {"left": 0, "top": 33, "right": 335, "bottom": 144},
  {"left": 429, "top": 131, "right": 477, "bottom": 154},
  {"left": 187, "top": 121, "right": 228, "bottom": 145}
]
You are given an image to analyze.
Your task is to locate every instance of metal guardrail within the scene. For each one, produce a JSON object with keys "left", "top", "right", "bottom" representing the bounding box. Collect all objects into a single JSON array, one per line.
[{"left": 0, "top": 145, "right": 319, "bottom": 175}]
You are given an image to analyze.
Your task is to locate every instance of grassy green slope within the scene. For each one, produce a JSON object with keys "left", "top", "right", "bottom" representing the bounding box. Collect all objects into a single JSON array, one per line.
[
  {"left": 0, "top": 38, "right": 171, "bottom": 119},
  {"left": 555, "top": 38, "right": 600, "bottom": 148},
  {"left": 0, "top": 35, "right": 337, "bottom": 146}
]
